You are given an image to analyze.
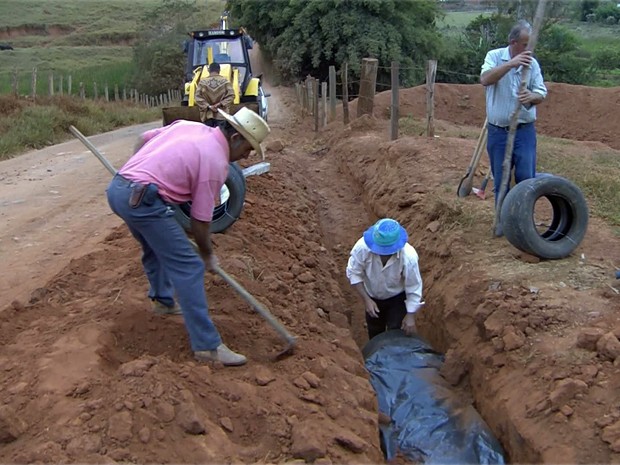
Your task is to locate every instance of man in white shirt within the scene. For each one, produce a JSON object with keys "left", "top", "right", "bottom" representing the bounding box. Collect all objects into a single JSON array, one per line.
[
  {"left": 480, "top": 20, "right": 547, "bottom": 207},
  {"left": 346, "top": 218, "right": 424, "bottom": 340}
]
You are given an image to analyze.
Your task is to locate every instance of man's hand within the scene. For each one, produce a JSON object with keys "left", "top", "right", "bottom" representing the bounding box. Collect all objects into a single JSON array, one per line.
[
  {"left": 204, "top": 253, "right": 219, "bottom": 272},
  {"left": 518, "top": 89, "right": 543, "bottom": 106},
  {"left": 365, "top": 299, "right": 380, "bottom": 318},
  {"left": 401, "top": 313, "right": 417, "bottom": 336},
  {"left": 509, "top": 50, "right": 533, "bottom": 69}
]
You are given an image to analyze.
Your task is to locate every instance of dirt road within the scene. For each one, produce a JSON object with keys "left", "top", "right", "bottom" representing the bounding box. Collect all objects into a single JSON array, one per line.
[{"left": 0, "top": 122, "right": 158, "bottom": 305}]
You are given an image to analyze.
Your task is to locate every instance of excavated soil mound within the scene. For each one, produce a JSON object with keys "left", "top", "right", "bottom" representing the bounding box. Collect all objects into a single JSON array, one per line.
[
  {"left": 352, "top": 82, "right": 620, "bottom": 150},
  {"left": 1, "top": 82, "right": 620, "bottom": 463}
]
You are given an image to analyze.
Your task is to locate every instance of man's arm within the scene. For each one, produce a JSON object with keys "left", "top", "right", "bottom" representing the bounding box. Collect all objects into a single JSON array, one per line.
[
  {"left": 194, "top": 80, "right": 211, "bottom": 112},
  {"left": 346, "top": 246, "right": 380, "bottom": 318},
  {"left": 519, "top": 59, "right": 547, "bottom": 107},
  {"left": 218, "top": 81, "right": 235, "bottom": 113},
  {"left": 403, "top": 253, "right": 424, "bottom": 314},
  {"left": 191, "top": 218, "right": 217, "bottom": 271},
  {"left": 481, "top": 50, "right": 533, "bottom": 87}
]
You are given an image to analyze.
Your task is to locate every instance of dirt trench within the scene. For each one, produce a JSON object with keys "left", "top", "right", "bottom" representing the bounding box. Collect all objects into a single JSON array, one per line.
[{"left": 1, "top": 84, "right": 620, "bottom": 464}]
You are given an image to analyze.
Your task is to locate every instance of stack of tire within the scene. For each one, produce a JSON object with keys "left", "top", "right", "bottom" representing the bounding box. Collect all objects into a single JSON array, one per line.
[{"left": 500, "top": 173, "right": 589, "bottom": 260}]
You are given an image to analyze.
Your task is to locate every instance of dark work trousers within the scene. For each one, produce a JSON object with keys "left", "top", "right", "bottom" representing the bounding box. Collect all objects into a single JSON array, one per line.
[
  {"left": 487, "top": 122, "right": 537, "bottom": 206},
  {"left": 366, "top": 292, "right": 407, "bottom": 340},
  {"left": 106, "top": 174, "right": 222, "bottom": 352},
  {"left": 204, "top": 119, "right": 226, "bottom": 130}
]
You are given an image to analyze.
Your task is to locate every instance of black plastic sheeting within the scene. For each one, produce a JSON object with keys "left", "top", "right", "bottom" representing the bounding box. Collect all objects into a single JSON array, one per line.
[{"left": 363, "top": 330, "right": 506, "bottom": 464}]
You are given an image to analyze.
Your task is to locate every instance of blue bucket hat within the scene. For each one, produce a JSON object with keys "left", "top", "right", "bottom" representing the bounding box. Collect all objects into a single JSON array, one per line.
[{"left": 363, "top": 218, "right": 408, "bottom": 255}]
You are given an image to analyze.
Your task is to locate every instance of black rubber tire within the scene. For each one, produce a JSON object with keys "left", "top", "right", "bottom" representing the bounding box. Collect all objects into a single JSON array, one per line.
[
  {"left": 501, "top": 174, "right": 588, "bottom": 259},
  {"left": 173, "top": 163, "right": 246, "bottom": 234}
]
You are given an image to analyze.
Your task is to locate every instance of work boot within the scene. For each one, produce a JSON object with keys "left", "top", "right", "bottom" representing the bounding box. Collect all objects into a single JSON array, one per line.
[
  {"left": 152, "top": 300, "right": 182, "bottom": 315},
  {"left": 194, "top": 344, "right": 247, "bottom": 366}
]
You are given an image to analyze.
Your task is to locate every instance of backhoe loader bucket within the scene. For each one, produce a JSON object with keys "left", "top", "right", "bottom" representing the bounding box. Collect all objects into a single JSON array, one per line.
[{"left": 162, "top": 106, "right": 201, "bottom": 126}]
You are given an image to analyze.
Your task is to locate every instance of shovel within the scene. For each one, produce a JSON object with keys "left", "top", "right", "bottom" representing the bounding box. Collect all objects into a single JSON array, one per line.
[
  {"left": 456, "top": 117, "right": 488, "bottom": 198},
  {"left": 472, "top": 168, "right": 492, "bottom": 200},
  {"left": 188, "top": 238, "right": 296, "bottom": 359},
  {"left": 69, "top": 124, "right": 297, "bottom": 359},
  {"left": 213, "top": 263, "right": 297, "bottom": 359}
]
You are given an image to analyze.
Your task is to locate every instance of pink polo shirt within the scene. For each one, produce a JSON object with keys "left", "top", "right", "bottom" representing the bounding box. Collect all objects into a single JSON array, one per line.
[{"left": 119, "top": 120, "right": 230, "bottom": 221}]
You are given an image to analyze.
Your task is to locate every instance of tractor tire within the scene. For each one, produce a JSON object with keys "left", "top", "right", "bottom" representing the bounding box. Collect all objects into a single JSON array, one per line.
[
  {"left": 500, "top": 174, "right": 588, "bottom": 260},
  {"left": 173, "top": 163, "right": 246, "bottom": 234}
]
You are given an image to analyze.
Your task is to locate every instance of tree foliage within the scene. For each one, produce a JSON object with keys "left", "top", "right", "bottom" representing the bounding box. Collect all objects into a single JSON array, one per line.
[
  {"left": 227, "top": 0, "right": 442, "bottom": 87},
  {"left": 131, "top": 0, "right": 198, "bottom": 95}
]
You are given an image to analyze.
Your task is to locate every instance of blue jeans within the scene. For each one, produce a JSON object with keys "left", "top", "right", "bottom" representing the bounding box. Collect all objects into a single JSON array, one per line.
[
  {"left": 487, "top": 122, "right": 537, "bottom": 205},
  {"left": 106, "top": 174, "right": 222, "bottom": 351}
]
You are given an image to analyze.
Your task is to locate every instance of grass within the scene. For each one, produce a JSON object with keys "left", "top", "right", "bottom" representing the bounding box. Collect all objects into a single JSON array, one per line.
[
  {"left": 398, "top": 117, "right": 620, "bottom": 228},
  {"left": 437, "top": 10, "right": 492, "bottom": 29},
  {"left": 538, "top": 143, "right": 620, "bottom": 225},
  {"left": 0, "top": 0, "right": 162, "bottom": 29},
  {"left": 0, "top": 0, "right": 227, "bottom": 95},
  {"left": 0, "top": 95, "right": 160, "bottom": 160}
]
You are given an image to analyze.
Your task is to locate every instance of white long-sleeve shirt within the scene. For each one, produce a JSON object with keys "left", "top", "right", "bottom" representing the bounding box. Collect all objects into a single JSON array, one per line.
[{"left": 346, "top": 238, "right": 424, "bottom": 313}]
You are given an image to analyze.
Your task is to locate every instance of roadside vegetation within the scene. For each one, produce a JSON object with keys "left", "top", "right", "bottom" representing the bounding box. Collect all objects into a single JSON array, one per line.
[{"left": 0, "top": 95, "right": 159, "bottom": 160}]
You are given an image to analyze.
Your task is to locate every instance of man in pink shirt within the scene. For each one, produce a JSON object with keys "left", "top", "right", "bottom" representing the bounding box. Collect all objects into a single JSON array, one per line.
[{"left": 106, "top": 107, "right": 270, "bottom": 366}]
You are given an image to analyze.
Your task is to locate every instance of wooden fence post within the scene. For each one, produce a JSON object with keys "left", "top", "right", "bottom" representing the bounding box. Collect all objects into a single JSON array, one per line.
[
  {"left": 59, "top": 75, "right": 63, "bottom": 96},
  {"left": 67, "top": 75, "right": 72, "bottom": 96},
  {"left": 114, "top": 84, "right": 119, "bottom": 101},
  {"left": 357, "top": 58, "right": 378, "bottom": 117},
  {"left": 390, "top": 61, "right": 399, "bottom": 141},
  {"left": 11, "top": 68, "right": 18, "bottom": 96},
  {"left": 79, "top": 82, "right": 85, "bottom": 99},
  {"left": 312, "top": 78, "right": 319, "bottom": 132},
  {"left": 426, "top": 59, "right": 437, "bottom": 138},
  {"left": 329, "top": 65, "right": 336, "bottom": 122},
  {"left": 48, "top": 74, "right": 54, "bottom": 96},
  {"left": 301, "top": 81, "right": 308, "bottom": 116},
  {"left": 342, "top": 62, "right": 349, "bottom": 125},
  {"left": 321, "top": 81, "right": 328, "bottom": 127},
  {"left": 93, "top": 82, "right": 98, "bottom": 99},
  {"left": 104, "top": 84, "right": 109, "bottom": 102},
  {"left": 305, "top": 76, "right": 313, "bottom": 116},
  {"left": 31, "top": 67, "right": 37, "bottom": 101}
]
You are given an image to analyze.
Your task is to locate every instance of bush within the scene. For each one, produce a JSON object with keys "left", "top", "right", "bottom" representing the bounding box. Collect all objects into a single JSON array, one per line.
[
  {"left": 575, "top": 0, "right": 601, "bottom": 21},
  {"left": 594, "top": 1, "right": 620, "bottom": 22},
  {"left": 592, "top": 48, "right": 620, "bottom": 70}
]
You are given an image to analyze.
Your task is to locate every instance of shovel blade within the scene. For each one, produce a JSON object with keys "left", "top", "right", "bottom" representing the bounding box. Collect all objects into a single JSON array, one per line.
[{"left": 456, "top": 175, "right": 474, "bottom": 198}]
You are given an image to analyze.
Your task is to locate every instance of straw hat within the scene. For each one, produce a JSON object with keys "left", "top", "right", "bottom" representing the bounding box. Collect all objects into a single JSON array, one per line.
[
  {"left": 363, "top": 218, "right": 408, "bottom": 255},
  {"left": 218, "top": 107, "right": 270, "bottom": 158}
]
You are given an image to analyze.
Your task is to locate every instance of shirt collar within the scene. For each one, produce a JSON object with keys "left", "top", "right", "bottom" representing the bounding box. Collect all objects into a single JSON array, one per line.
[{"left": 500, "top": 46, "right": 511, "bottom": 62}]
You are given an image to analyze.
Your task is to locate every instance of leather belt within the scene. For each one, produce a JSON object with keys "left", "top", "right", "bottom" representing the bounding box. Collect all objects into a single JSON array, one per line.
[
  {"left": 115, "top": 173, "right": 137, "bottom": 185},
  {"left": 489, "top": 122, "right": 532, "bottom": 131}
]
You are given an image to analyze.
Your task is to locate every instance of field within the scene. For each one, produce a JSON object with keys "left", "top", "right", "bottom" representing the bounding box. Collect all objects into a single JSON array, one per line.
[{"left": 0, "top": 0, "right": 227, "bottom": 95}]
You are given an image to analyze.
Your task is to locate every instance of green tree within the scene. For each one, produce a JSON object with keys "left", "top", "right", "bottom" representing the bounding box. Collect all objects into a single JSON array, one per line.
[
  {"left": 131, "top": 0, "right": 199, "bottom": 95},
  {"left": 537, "top": 24, "right": 589, "bottom": 83},
  {"left": 227, "top": 0, "right": 442, "bottom": 88},
  {"left": 575, "top": 0, "right": 601, "bottom": 21}
]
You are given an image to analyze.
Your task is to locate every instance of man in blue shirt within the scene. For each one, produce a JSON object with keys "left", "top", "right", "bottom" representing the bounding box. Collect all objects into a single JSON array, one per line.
[{"left": 480, "top": 20, "right": 547, "bottom": 208}]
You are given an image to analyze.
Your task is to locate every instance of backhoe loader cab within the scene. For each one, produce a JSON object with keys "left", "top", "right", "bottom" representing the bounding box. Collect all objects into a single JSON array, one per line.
[
  {"left": 160, "top": 17, "right": 271, "bottom": 236},
  {"left": 178, "top": 28, "right": 268, "bottom": 121}
]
